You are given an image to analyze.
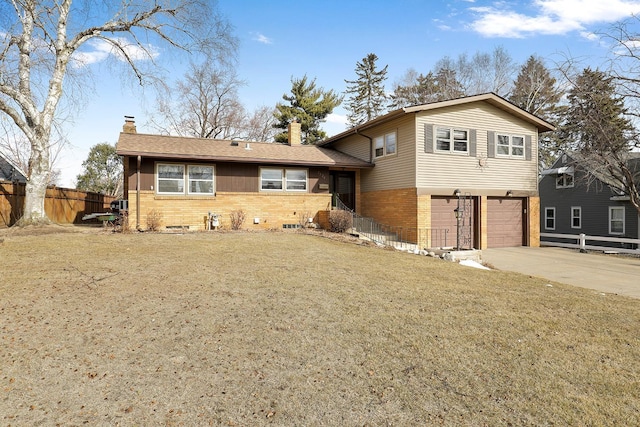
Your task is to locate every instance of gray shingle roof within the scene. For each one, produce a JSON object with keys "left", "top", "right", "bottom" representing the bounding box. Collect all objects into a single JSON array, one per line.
[{"left": 116, "top": 133, "right": 373, "bottom": 168}]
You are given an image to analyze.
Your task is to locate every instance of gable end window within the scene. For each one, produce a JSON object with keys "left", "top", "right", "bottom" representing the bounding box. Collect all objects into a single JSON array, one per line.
[
  {"left": 260, "top": 168, "right": 308, "bottom": 192},
  {"left": 609, "top": 206, "right": 625, "bottom": 235},
  {"left": 544, "top": 207, "right": 555, "bottom": 230},
  {"left": 556, "top": 172, "right": 574, "bottom": 189},
  {"left": 436, "top": 127, "right": 468, "bottom": 154},
  {"left": 496, "top": 134, "right": 525, "bottom": 158},
  {"left": 374, "top": 132, "right": 397, "bottom": 158},
  {"left": 157, "top": 163, "right": 214, "bottom": 195}
]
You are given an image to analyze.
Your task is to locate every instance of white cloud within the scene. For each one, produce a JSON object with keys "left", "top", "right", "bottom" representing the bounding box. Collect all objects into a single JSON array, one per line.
[
  {"left": 252, "top": 33, "right": 273, "bottom": 44},
  {"left": 71, "top": 38, "right": 159, "bottom": 67},
  {"left": 326, "top": 113, "right": 347, "bottom": 124},
  {"left": 469, "top": 0, "right": 640, "bottom": 38}
]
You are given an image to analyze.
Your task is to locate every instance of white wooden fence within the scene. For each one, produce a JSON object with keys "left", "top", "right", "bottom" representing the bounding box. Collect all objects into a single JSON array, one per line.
[{"left": 540, "top": 233, "right": 640, "bottom": 255}]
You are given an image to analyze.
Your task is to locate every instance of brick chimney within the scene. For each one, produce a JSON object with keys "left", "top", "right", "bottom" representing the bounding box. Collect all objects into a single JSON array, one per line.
[
  {"left": 123, "top": 116, "right": 137, "bottom": 134},
  {"left": 288, "top": 120, "right": 301, "bottom": 145}
]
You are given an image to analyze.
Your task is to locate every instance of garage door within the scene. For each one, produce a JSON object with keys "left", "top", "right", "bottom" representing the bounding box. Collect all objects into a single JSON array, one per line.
[
  {"left": 431, "top": 197, "right": 474, "bottom": 248},
  {"left": 487, "top": 198, "right": 524, "bottom": 248}
]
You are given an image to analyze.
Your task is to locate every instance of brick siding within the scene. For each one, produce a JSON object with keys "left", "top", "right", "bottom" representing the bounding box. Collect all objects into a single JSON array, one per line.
[{"left": 127, "top": 191, "right": 332, "bottom": 231}]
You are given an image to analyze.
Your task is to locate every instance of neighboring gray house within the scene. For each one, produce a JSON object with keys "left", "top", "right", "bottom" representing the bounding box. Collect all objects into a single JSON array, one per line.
[
  {"left": 0, "top": 152, "right": 27, "bottom": 183},
  {"left": 539, "top": 152, "right": 640, "bottom": 248}
]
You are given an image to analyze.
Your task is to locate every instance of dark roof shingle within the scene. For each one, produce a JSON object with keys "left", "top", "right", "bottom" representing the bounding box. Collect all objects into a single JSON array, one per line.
[{"left": 116, "top": 133, "right": 373, "bottom": 168}]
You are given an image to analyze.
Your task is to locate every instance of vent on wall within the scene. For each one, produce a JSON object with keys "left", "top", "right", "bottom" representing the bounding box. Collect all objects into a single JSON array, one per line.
[{"left": 282, "top": 224, "right": 301, "bottom": 229}]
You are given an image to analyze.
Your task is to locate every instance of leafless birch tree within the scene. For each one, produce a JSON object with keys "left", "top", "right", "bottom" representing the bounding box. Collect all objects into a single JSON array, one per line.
[{"left": 0, "top": 0, "right": 234, "bottom": 225}]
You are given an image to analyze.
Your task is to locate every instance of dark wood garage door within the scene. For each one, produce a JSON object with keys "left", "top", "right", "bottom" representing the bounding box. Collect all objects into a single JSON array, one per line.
[
  {"left": 487, "top": 198, "right": 524, "bottom": 248},
  {"left": 431, "top": 197, "right": 474, "bottom": 248}
]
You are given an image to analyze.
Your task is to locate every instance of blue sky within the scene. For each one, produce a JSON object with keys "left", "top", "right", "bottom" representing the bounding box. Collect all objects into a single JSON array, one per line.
[{"left": 55, "top": 0, "right": 640, "bottom": 187}]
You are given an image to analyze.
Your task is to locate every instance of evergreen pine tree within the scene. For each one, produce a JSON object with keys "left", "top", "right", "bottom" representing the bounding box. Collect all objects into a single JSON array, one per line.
[
  {"left": 509, "top": 55, "right": 564, "bottom": 169},
  {"left": 344, "top": 53, "right": 388, "bottom": 126},
  {"left": 273, "top": 75, "right": 342, "bottom": 144},
  {"left": 560, "top": 68, "right": 632, "bottom": 153},
  {"left": 559, "top": 68, "right": 640, "bottom": 215}
]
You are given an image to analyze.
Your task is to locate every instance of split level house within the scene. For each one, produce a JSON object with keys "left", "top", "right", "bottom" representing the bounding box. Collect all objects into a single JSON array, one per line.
[
  {"left": 116, "top": 93, "right": 555, "bottom": 248},
  {"left": 539, "top": 152, "right": 640, "bottom": 248}
]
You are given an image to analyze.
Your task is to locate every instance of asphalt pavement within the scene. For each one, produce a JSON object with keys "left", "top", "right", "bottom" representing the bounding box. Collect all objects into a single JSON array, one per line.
[{"left": 481, "top": 246, "right": 640, "bottom": 299}]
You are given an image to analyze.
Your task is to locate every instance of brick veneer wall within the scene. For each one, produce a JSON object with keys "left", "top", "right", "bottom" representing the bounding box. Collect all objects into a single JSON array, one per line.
[
  {"left": 128, "top": 190, "right": 332, "bottom": 230},
  {"left": 528, "top": 196, "right": 540, "bottom": 247},
  {"left": 360, "top": 188, "right": 419, "bottom": 230}
]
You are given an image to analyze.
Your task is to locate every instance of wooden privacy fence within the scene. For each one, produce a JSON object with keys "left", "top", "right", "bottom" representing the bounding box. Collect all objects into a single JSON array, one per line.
[{"left": 0, "top": 181, "right": 116, "bottom": 227}]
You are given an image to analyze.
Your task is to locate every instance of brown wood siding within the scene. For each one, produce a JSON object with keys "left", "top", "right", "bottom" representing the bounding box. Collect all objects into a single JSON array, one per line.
[
  {"left": 416, "top": 102, "right": 539, "bottom": 193},
  {"left": 217, "top": 163, "right": 259, "bottom": 192},
  {"left": 487, "top": 197, "right": 524, "bottom": 247},
  {"left": 126, "top": 157, "right": 329, "bottom": 194}
]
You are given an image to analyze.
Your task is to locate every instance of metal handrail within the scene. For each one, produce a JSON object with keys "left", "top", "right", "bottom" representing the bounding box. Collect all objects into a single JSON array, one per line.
[{"left": 333, "top": 195, "right": 449, "bottom": 250}]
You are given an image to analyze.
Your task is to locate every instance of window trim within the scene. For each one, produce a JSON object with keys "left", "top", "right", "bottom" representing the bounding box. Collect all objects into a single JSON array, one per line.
[
  {"left": 556, "top": 172, "right": 575, "bottom": 189},
  {"left": 544, "top": 207, "right": 556, "bottom": 231},
  {"left": 609, "top": 206, "right": 625, "bottom": 235},
  {"left": 571, "top": 206, "right": 582, "bottom": 229},
  {"left": 187, "top": 164, "right": 215, "bottom": 195},
  {"left": 156, "top": 163, "right": 186, "bottom": 195},
  {"left": 374, "top": 131, "right": 397, "bottom": 158},
  {"left": 496, "top": 133, "right": 526, "bottom": 159},
  {"left": 435, "top": 126, "right": 469, "bottom": 154},
  {"left": 260, "top": 167, "right": 308, "bottom": 192},
  {"left": 156, "top": 162, "right": 215, "bottom": 196}
]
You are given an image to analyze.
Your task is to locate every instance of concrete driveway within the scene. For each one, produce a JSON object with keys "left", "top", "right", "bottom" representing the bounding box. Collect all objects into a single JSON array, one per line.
[{"left": 481, "top": 246, "right": 640, "bottom": 299}]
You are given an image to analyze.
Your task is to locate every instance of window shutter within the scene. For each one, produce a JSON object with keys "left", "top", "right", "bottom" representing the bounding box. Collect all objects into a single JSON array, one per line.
[
  {"left": 487, "top": 131, "right": 495, "bottom": 158},
  {"left": 469, "top": 129, "right": 477, "bottom": 157},
  {"left": 425, "top": 124, "right": 434, "bottom": 153},
  {"left": 525, "top": 135, "right": 532, "bottom": 161}
]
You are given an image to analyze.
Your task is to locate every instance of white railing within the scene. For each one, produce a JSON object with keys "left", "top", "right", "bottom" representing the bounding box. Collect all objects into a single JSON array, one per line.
[{"left": 541, "top": 232, "right": 640, "bottom": 255}]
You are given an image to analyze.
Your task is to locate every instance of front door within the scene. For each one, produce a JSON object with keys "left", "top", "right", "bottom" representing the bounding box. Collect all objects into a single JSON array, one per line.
[{"left": 330, "top": 171, "right": 355, "bottom": 210}]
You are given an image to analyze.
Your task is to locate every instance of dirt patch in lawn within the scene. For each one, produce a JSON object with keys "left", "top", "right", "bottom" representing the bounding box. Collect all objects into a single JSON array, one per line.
[{"left": 1, "top": 229, "right": 639, "bottom": 425}]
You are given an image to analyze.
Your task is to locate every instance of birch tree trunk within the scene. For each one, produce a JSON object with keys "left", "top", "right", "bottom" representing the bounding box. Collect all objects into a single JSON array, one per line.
[{"left": 0, "top": 0, "right": 235, "bottom": 225}]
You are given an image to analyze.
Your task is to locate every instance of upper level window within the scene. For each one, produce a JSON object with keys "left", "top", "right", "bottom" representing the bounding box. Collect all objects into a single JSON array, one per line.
[
  {"left": 496, "top": 134, "right": 525, "bottom": 158},
  {"left": 157, "top": 163, "right": 214, "bottom": 195},
  {"left": 436, "top": 127, "right": 468, "bottom": 153},
  {"left": 374, "top": 132, "right": 397, "bottom": 158},
  {"left": 261, "top": 168, "right": 307, "bottom": 192},
  {"left": 556, "top": 172, "right": 574, "bottom": 189},
  {"left": 609, "top": 206, "right": 625, "bottom": 234}
]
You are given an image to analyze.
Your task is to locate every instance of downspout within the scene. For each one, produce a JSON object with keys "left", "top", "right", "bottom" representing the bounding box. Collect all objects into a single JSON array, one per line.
[
  {"left": 354, "top": 128, "right": 373, "bottom": 163},
  {"left": 136, "top": 155, "right": 141, "bottom": 230}
]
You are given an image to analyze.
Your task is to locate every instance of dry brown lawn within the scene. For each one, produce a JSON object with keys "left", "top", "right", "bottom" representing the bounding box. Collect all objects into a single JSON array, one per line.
[{"left": 1, "top": 226, "right": 639, "bottom": 426}]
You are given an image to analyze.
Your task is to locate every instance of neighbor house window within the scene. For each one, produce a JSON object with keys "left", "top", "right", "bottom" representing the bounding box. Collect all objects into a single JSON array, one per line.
[
  {"left": 609, "top": 206, "right": 625, "bottom": 234},
  {"left": 436, "top": 127, "right": 468, "bottom": 153},
  {"left": 157, "top": 164, "right": 185, "bottom": 194},
  {"left": 545, "top": 207, "right": 555, "bottom": 230},
  {"left": 496, "top": 134, "right": 525, "bottom": 158},
  {"left": 556, "top": 172, "right": 574, "bottom": 188},
  {"left": 157, "top": 163, "right": 215, "bottom": 195},
  {"left": 260, "top": 168, "right": 307, "bottom": 192},
  {"left": 188, "top": 165, "right": 214, "bottom": 195},
  {"left": 374, "top": 132, "right": 397, "bottom": 158},
  {"left": 571, "top": 206, "right": 581, "bottom": 229}
]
